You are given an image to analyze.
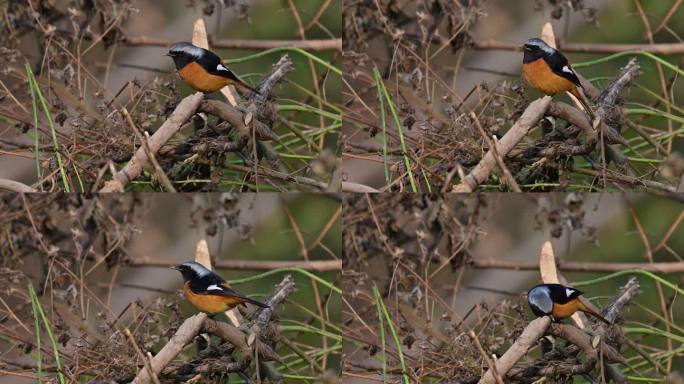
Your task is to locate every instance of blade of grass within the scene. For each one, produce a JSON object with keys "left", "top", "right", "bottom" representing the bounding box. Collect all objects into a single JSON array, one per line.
[
  {"left": 279, "top": 325, "right": 342, "bottom": 342},
  {"left": 572, "top": 269, "right": 683, "bottom": 296},
  {"left": 276, "top": 104, "right": 341, "bottom": 122},
  {"left": 373, "top": 285, "right": 410, "bottom": 384},
  {"left": 373, "top": 286, "right": 388, "bottom": 383},
  {"left": 373, "top": 67, "right": 390, "bottom": 184},
  {"left": 29, "top": 293, "right": 42, "bottom": 381},
  {"left": 25, "top": 64, "right": 70, "bottom": 192},
  {"left": 227, "top": 267, "right": 341, "bottom": 295},
  {"left": 26, "top": 66, "right": 43, "bottom": 191},
  {"left": 573, "top": 51, "right": 684, "bottom": 77},
  {"left": 28, "top": 283, "right": 65, "bottom": 384},
  {"left": 375, "top": 68, "right": 417, "bottom": 192},
  {"left": 625, "top": 108, "right": 684, "bottom": 125},
  {"left": 222, "top": 47, "right": 341, "bottom": 76}
]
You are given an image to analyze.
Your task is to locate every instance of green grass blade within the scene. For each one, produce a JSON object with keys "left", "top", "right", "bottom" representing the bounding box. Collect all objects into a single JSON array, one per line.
[
  {"left": 373, "top": 285, "right": 410, "bottom": 384},
  {"left": 223, "top": 47, "right": 341, "bottom": 76},
  {"left": 375, "top": 70, "right": 417, "bottom": 192},
  {"left": 373, "top": 67, "right": 390, "bottom": 184},
  {"left": 373, "top": 286, "right": 388, "bottom": 383},
  {"left": 28, "top": 283, "right": 65, "bottom": 384},
  {"left": 29, "top": 289, "right": 43, "bottom": 381},
  {"left": 25, "top": 65, "right": 43, "bottom": 191},
  {"left": 625, "top": 108, "right": 684, "bottom": 125},
  {"left": 573, "top": 51, "right": 684, "bottom": 77},
  {"left": 25, "top": 64, "right": 70, "bottom": 192},
  {"left": 226, "top": 267, "right": 341, "bottom": 295},
  {"left": 571, "top": 269, "right": 684, "bottom": 296},
  {"left": 276, "top": 104, "right": 342, "bottom": 122}
]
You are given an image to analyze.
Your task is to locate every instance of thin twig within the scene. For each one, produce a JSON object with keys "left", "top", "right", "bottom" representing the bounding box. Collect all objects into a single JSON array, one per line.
[
  {"left": 123, "top": 36, "right": 341, "bottom": 51},
  {"left": 472, "top": 40, "right": 684, "bottom": 55},
  {"left": 470, "top": 258, "right": 684, "bottom": 273},
  {"left": 128, "top": 257, "right": 341, "bottom": 271}
]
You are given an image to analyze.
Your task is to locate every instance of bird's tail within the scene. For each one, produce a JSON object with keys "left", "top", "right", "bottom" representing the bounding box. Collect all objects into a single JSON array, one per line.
[
  {"left": 233, "top": 78, "right": 260, "bottom": 95},
  {"left": 577, "top": 300, "right": 610, "bottom": 325},
  {"left": 239, "top": 295, "right": 269, "bottom": 308},
  {"left": 569, "top": 87, "right": 595, "bottom": 122}
]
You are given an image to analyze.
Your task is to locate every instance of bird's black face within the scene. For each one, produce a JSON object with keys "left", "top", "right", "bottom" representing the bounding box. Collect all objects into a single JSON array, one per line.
[
  {"left": 166, "top": 42, "right": 202, "bottom": 70},
  {"left": 172, "top": 262, "right": 208, "bottom": 282},
  {"left": 522, "top": 38, "right": 553, "bottom": 64},
  {"left": 172, "top": 264, "right": 192, "bottom": 281}
]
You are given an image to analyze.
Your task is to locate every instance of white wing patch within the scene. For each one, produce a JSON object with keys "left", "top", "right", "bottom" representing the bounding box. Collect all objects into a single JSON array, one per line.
[
  {"left": 565, "top": 288, "right": 575, "bottom": 297},
  {"left": 561, "top": 65, "right": 574, "bottom": 75},
  {"left": 216, "top": 64, "right": 231, "bottom": 73},
  {"left": 206, "top": 284, "right": 223, "bottom": 291}
]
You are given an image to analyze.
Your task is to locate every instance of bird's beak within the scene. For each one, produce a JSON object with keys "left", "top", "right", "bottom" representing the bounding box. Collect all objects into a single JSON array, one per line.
[
  {"left": 164, "top": 53, "right": 171, "bottom": 57},
  {"left": 170, "top": 265, "right": 178, "bottom": 270}
]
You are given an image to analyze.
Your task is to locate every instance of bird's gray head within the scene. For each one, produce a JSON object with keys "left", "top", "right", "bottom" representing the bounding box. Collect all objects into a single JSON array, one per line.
[
  {"left": 172, "top": 261, "right": 210, "bottom": 281},
  {"left": 522, "top": 38, "right": 556, "bottom": 63},
  {"left": 166, "top": 42, "right": 205, "bottom": 69}
]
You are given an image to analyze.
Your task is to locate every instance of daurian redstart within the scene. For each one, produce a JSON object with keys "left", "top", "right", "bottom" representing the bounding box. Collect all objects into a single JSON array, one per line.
[
  {"left": 166, "top": 42, "right": 257, "bottom": 94},
  {"left": 172, "top": 261, "right": 268, "bottom": 314},
  {"left": 527, "top": 283, "right": 610, "bottom": 324},
  {"left": 521, "top": 38, "right": 594, "bottom": 120}
]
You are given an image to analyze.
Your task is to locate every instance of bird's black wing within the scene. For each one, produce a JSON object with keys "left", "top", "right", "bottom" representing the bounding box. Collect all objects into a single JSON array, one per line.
[
  {"left": 547, "top": 284, "right": 584, "bottom": 304},
  {"left": 544, "top": 51, "right": 582, "bottom": 88},
  {"left": 198, "top": 49, "right": 244, "bottom": 83},
  {"left": 192, "top": 273, "right": 269, "bottom": 308}
]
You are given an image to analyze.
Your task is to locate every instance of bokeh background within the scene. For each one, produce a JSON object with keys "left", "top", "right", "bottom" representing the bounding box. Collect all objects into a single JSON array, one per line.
[
  {"left": 0, "top": 192, "right": 341, "bottom": 382},
  {"left": 343, "top": 0, "right": 683, "bottom": 191},
  {"left": 0, "top": 0, "right": 342, "bottom": 191},
  {"left": 343, "top": 193, "right": 683, "bottom": 382}
]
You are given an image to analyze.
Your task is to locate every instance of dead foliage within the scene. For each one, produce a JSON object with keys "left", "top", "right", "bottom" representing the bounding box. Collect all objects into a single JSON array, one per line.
[
  {"left": 342, "top": 194, "right": 681, "bottom": 382},
  {"left": 1, "top": 1, "right": 340, "bottom": 192},
  {"left": 342, "top": 1, "right": 682, "bottom": 193},
  {"left": 0, "top": 193, "right": 338, "bottom": 382}
]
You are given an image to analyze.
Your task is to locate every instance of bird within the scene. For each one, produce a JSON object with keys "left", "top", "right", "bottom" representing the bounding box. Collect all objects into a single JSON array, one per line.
[
  {"left": 166, "top": 42, "right": 258, "bottom": 94},
  {"left": 521, "top": 38, "right": 594, "bottom": 120},
  {"left": 171, "top": 261, "right": 268, "bottom": 315},
  {"left": 527, "top": 283, "right": 610, "bottom": 324}
]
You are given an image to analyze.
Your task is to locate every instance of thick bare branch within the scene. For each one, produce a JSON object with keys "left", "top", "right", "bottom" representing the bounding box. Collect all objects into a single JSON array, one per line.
[
  {"left": 100, "top": 92, "right": 204, "bottom": 192},
  {"left": 453, "top": 96, "right": 552, "bottom": 192},
  {"left": 478, "top": 317, "right": 552, "bottom": 384}
]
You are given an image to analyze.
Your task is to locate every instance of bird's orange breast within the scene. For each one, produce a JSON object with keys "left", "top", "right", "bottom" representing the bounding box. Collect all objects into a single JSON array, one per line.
[
  {"left": 183, "top": 282, "right": 244, "bottom": 314},
  {"left": 551, "top": 299, "right": 581, "bottom": 319},
  {"left": 177, "top": 61, "right": 231, "bottom": 93},
  {"left": 522, "top": 58, "right": 576, "bottom": 95}
]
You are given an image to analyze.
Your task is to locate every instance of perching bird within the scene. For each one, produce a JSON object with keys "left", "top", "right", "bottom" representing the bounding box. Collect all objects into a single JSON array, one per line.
[
  {"left": 521, "top": 38, "right": 594, "bottom": 120},
  {"left": 166, "top": 42, "right": 257, "bottom": 93},
  {"left": 172, "top": 261, "right": 268, "bottom": 314},
  {"left": 527, "top": 283, "right": 610, "bottom": 324}
]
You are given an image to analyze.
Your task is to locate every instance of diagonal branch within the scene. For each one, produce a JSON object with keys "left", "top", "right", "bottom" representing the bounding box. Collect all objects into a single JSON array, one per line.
[{"left": 452, "top": 96, "right": 552, "bottom": 192}]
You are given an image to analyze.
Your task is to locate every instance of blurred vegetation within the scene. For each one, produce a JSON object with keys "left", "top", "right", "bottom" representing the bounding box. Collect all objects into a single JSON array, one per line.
[
  {"left": 0, "top": 0, "right": 341, "bottom": 192},
  {"left": 342, "top": 0, "right": 683, "bottom": 192},
  {"left": 0, "top": 193, "right": 341, "bottom": 382},
  {"left": 342, "top": 193, "right": 683, "bottom": 383}
]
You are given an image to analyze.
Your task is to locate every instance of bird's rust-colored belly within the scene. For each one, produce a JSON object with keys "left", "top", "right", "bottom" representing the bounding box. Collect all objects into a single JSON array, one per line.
[
  {"left": 183, "top": 282, "right": 243, "bottom": 314},
  {"left": 522, "top": 58, "right": 576, "bottom": 95},
  {"left": 177, "top": 61, "right": 230, "bottom": 92},
  {"left": 551, "top": 300, "right": 579, "bottom": 319}
]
